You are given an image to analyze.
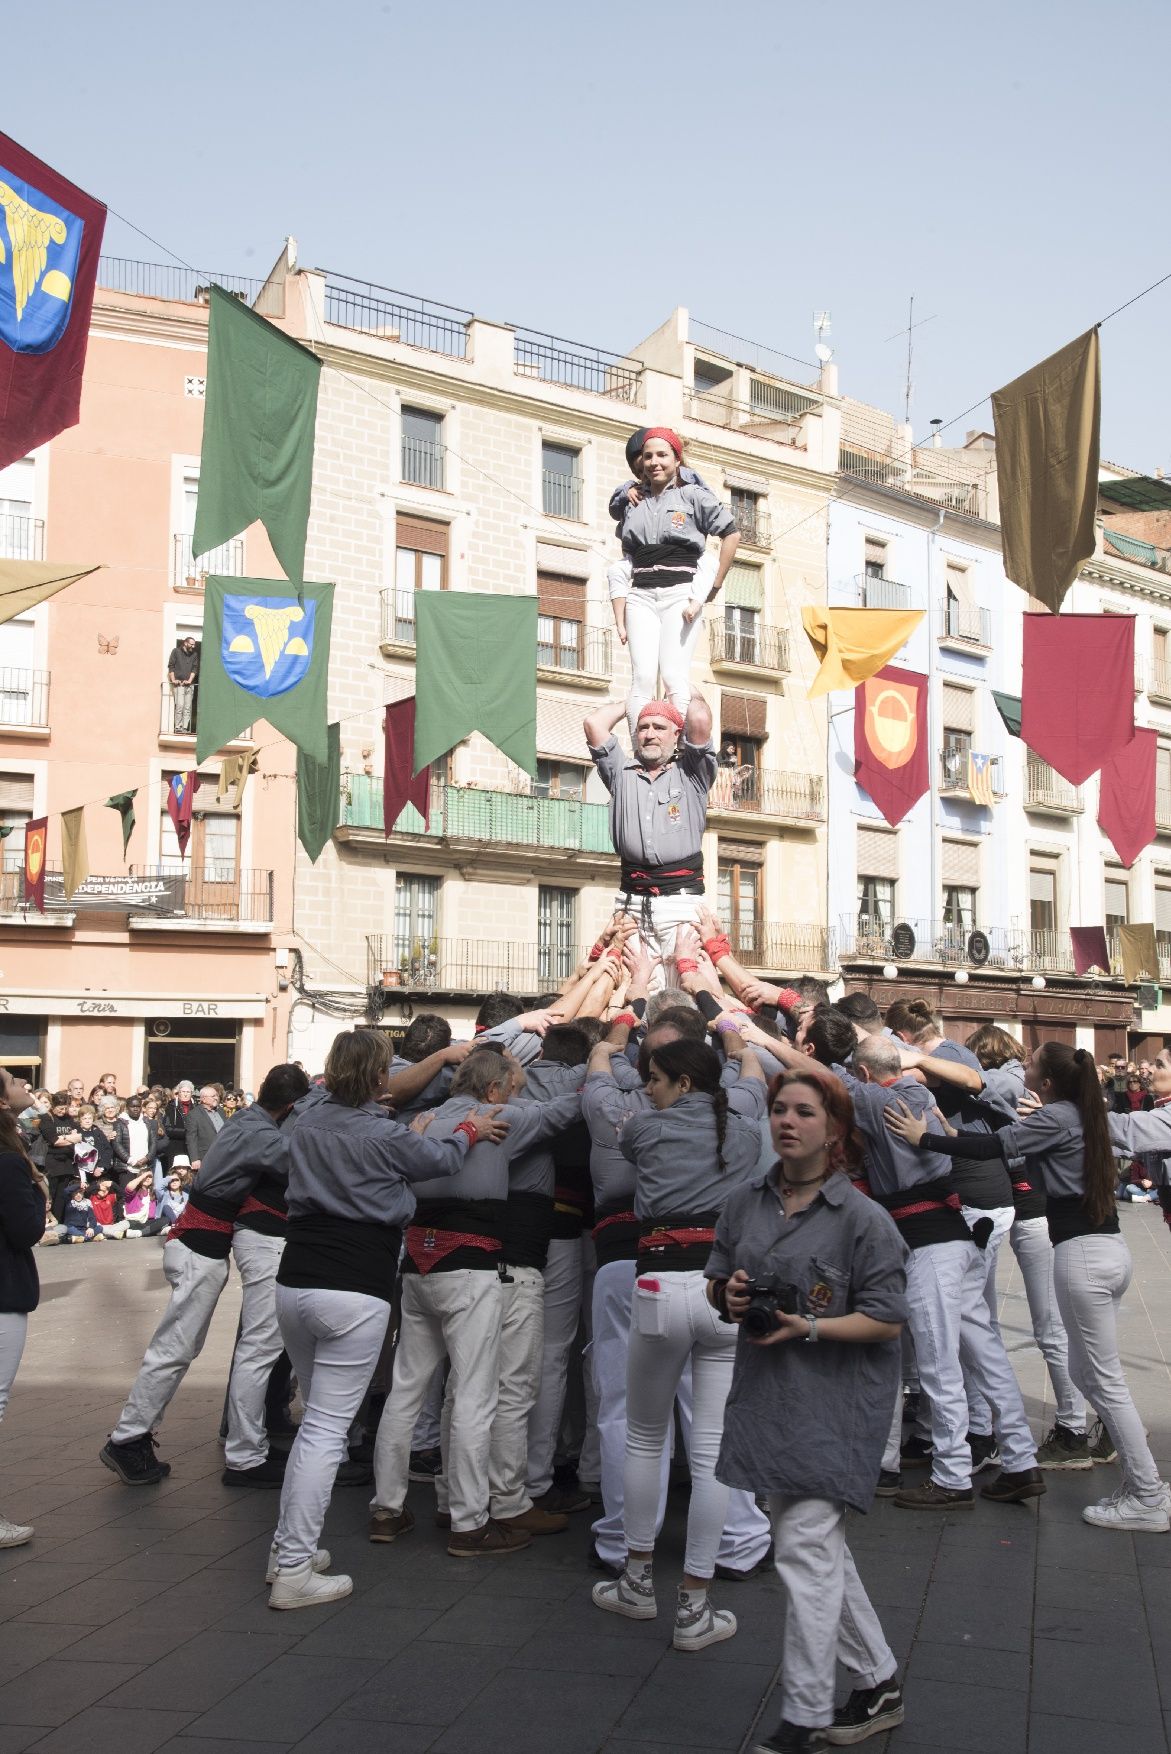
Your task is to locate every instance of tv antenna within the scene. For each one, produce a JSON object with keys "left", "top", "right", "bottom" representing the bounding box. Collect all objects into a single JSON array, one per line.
[
  {"left": 884, "top": 299, "right": 938, "bottom": 426},
  {"left": 813, "top": 311, "right": 833, "bottom": 363}
]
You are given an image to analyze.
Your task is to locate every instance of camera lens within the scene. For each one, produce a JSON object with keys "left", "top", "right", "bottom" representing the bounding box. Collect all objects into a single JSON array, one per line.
[{"left": 740, "top": 1303, "right": 775, "bottom": 1338}]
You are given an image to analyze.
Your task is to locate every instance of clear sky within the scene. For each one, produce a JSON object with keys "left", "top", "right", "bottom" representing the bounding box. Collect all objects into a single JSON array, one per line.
[{"left": 12, "top": 0, "right": 1171, "bottom": 469}]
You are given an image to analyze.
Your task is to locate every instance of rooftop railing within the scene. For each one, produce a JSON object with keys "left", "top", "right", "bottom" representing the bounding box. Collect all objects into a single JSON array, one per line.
[
  {"left": 322, "top": 273, "right": 472, "bottom": 358},
  {"left": 96, "top": 257, "right": 284, "bottom": 316},
  {"left": 514, "top": 329, "right": 643, "bottom": 403},
  {"left": 839, "top": 441, "right": 987, "bottom": 517}
]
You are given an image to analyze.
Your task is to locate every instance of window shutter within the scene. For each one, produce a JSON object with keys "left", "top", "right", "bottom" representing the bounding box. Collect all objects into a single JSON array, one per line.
[
  {"left": 537, "top": 696, "right": 588, "bottom": 760},
  {"left": 396, "top": 516, "right": 448, "bottom": 556},
  {"left": 1105, "top": 878, "right": 1128, "bottom": 918},
  {"left": 535, "top": 542, "right": 590, "bottom": 580},
  {"left": 864, "top": 538, "right": 887, "bottom": 570},
  {"left": 945, "top": 561, "right": 973, "bottom": 608},
  {"left": 1030, "top": 868, "right": 1057, "bottom": 904},
  {"left": 724, "top": 563, "right": 764, "bottom": 610},
  {"left": 857, "top": 825, "right": 897, "bottom": 879},
  {"left": 537, "top": 572, "right": 586, "bottom": 621},
  {"left": 1158, "top": 744, "right": 1171, "bottom": 792},
  {"left": 942, "top": 682, "right": 974, "bottom": 732},
  {"left": 941, "top": 839, "right": 980, "bottom": 885},
  {"left": 718, "top": 839, "right": 764, "bottom": 867},
  {"left": 720, "top": 692, "right": 767, "bottom": 738},
  {"left": 0, "top": 772, "right": 34, "bottom": 811}
]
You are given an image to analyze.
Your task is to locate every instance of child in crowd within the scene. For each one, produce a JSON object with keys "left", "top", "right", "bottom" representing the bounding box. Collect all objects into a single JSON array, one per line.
[
  {"left": 90, "top": 1177, "right": 129, "bottom": 1239},
  {"left": 122, "top": 1174, "right": 165, "bottom": 1238},
  {"left": 62, "top": 1188, "right": 103, "bottom": 1243},
  {"left": 157, "top": 1174, "right": 188, "bottom": 1227}
]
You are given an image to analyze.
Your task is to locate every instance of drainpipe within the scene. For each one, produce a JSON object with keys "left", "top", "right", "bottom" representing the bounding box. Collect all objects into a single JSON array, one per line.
[{"left": 926, "top": 508, "right": 945, "bottom": 945}]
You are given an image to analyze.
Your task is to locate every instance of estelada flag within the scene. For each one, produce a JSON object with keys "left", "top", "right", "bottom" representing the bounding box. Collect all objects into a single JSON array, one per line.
[
  {"left": 967, "top": 752, "right": 997, "bottom": 807},
  {"left": 854, "top": 665, "right": 928, "bottom": 826},
  {"left": 166, "top": 772, "right": 200, "bottom": 858},
  {"left": 0, "top": 133, "right": 106, "bottom": 470},
  {"left": 23, "top": 815, "right": 46, "bottom": 912}
]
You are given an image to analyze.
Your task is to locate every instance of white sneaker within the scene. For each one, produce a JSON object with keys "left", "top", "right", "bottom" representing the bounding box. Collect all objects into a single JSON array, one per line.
[
  {"left": 673, "top": 1588, "right": 737, "bottom": 1652},
  {"left": 1082, "top": 1491, "right": 1170, "bottom": 1533},
  {"left": 0, "top": 1519, "right": 33, "bottom": 1549},
  {"left": 268, "top": 1559, "right": 353, "bottom": 1609},
  {"left": 592, "top": 1567, "right": 657, "bottom": 1620},
  {"left": 265, "top": 1542, "right": 331, "bottom": 1585}
]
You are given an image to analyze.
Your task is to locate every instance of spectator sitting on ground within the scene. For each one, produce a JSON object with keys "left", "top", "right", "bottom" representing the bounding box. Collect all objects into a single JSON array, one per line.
[
  {"left": 90, "top": 1177, "right": 129, "bottom": 1239},
  {"left": 63, "top": 1187, "right": 102, "bottom": 1243},
  {"left": 157, "top": 1173, "right": 188, "bottom": 1227}
]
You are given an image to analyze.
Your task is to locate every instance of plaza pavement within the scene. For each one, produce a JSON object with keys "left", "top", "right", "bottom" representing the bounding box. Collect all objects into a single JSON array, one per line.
[{"left": 0, "top": 1204, "right": 1168, "bottom": 1754}]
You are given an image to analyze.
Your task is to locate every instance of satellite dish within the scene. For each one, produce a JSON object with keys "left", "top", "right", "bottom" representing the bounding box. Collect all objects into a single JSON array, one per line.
[
  {"left": 967, "top": 930, "right": 991, "bottom": 967},
  {"left": 815, "top": 343, "right": 833, "bottom": 363}
]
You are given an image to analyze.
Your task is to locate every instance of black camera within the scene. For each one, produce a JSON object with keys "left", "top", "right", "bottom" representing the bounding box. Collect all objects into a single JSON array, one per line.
[{"left": 740, "top": 1275, "right": 800, "bottom": 1338}]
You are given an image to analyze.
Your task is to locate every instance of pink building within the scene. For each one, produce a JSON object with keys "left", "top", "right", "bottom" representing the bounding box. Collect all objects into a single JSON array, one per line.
[{"left": 0, "top": 260, "right": 296, "bottom": 1093}]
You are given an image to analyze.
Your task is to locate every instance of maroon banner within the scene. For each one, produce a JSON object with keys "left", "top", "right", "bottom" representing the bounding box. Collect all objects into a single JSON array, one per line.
[
  {"left": 1021, "top": 614, "right": 1134, "bottom": 785},
  {"left": 383, "top": 697, "right": 430, "bottom": 836},
  {"left": 854, "top": 664, "right": 928, "bottom": 826},
  {"left": 0, "top": 132, "right": 106, "bottom": 470},
  {"left": 1070, "top": 926, "right": 1110, "bottom": 977},
  {"left": 166, "top": 772, "right": 200, "bottom": 858},
  {"left": 1098, "top": 725, "right": 1157, "bottom": 868},
  {"left": 22, "top": 816, "right": 46, "bottom": 912}
]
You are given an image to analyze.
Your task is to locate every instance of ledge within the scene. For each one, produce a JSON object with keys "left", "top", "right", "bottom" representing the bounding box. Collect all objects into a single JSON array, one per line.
[
  {"left": 0, "top": 724, "right": 51, "bottom": 740},
  {"left": 128, "top": 917, "right": 273, "bottom": 934},
  {"left": 938, "top": 635, "right": 991, "bottom": 658},
  {"left": 0, "top": 911, "right": 76, "bottom": 929},
  {"left": 709, "top": 655, "right": 789, "bottom": 685}
]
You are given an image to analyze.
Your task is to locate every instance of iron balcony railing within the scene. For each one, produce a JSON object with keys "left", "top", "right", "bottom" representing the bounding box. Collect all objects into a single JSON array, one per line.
[
  {"left": 842, "top": 915, "right": 1023, "bottom": 968},
  {"left": 729, "top": 502, "right": 772, "bottom": 546},
  {"left": 323, "top": 274, "right": 472, "bottom": 358},
  {"left": 159, "top": 683, "right": 252, "bottom": 743},
  {"left": 342, "top": 773, "right": 614, "bottom": 854},
  {"left": 368, "top": 933, "right": 586, "bottom": 995},
  {"left": 173, "top": 533, "right": 245, "bottom": 588},
  {"left": 689, "top": 319, "right": 819, "bottom": 381},
  {"left": 839, "top": 442, "right": 986, "bottom": 517},
  {"left": 939, "top": 598, "right": 992, "bottom": 646},
  {"left": 939, "top": 750, "right": 1004, "bottom": 797},
  {"left": 541, "top": 468, "right": 583, "bottom": 520},
  {"left": 1149, "top": 659, "right": 1171, "bottom": 703},
  {"left": 685, "top": 387, "right": 823, "bottom": 441},
  {"left": 537, "top": 625, "right": 612, "bottom": 676},
  {"left": 722, "top": 921, "right": 832, "bottom": 974},
  {"left": 708, "top": 622, "right": 790, "bottom": 671},
  {"left": 136, "top": 866, "right": 274, "bottom": 924},
  {"left": 96, "top": 257, "right": 284, "bottom": 316},
  {"left": 0, "top": 515, "right": 44, "bottom": 561},
  {"left": 0, "top": 669, "right": 49, "bottom": 729},
  {"left": 0, "top": 863, "right": 273, "bottom": 924},
  {"left": 709, "top": 766, "right": 825, "bottom": 820},
  {"left": 401, "top": 435, "right": 445, "bottom": 491},
  {"left": 513, "top": 329, "right": 643, "bottom": 403},
  {"left": 1025, "top": 759, "right": 1083, "bottom": 814},
  {"left": 855, "top": 572, "right": 913, "bottom": 610}
]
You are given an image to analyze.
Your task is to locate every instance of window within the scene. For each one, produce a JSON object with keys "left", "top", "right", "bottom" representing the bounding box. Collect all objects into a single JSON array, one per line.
[
  {"left": 394, "top": 517, "right": 447, "bottom": 644},
  {"left": 0, "top": 459, "right": 36, "bottom": 559},
  {"left": 693, "top": 359, "right": 732, "bottom": 397},
  {"left": 858, "top": 876, "right": 895, "bottom": 937},
  {"left": 536, "top": 570, "right": 585, "bottom": 673},
  {"left": 942, "top": 886, "right": 976, "bottom": 933},
  {"left": 0, "top": 771, "right": 33, "bottom": 869},
  {"left": 1105, "top": 876, "right": 1129, "bottom": 939},
  {"left": 864, "top": 538, "right": 887, "bottom": 579},
  {"left": 730, "top": 487, "right": 765, "bottom": 545},
  {"left": 0, "top": 613, "right": 37, "bottom": 726},
  {"left": 718, "top": 857, "right": 761, "bottom": 954},
  {"left": 393, "top": 874, "right": 439, "bottom": 969},
  {"left": 532, "top": 759, "right": 586, "bottom": 801},
  {"left": 401, "top": 407, "right": 445, "bottom": 490},
  {"left": 538, "top": 886, "right": 576, "bottom": 981},
  {"left": 723, "top": 602, "right": 761, "bottom": 664},
  {"left": 1030, "top": 868, "right": 1056, "bottom": 934},
  {"left": 942, "top": 729, "right": 971, "bottom": 787},
  {"left": 1158, "top": 742, "right": 1171, "bottom": 825},
  {"left": 1157, "top": 882, "right": 1171, "bottom": 975},
  {"left": 160, "top": 772, "right": 240, "bottom": 878},
  {"left": 541, "top": 443, "right": 581, "bottom": 520}
]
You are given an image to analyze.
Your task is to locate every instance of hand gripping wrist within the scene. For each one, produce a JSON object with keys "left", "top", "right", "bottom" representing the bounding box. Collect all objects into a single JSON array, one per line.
[{"left": 703, "top": 933, "right": 732, "bottom": 962}]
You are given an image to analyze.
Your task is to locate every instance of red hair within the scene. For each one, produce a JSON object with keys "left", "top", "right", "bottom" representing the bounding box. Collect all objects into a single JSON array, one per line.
[{"left": 767, "top": 1071, "right": 865, "bottom": 1176}]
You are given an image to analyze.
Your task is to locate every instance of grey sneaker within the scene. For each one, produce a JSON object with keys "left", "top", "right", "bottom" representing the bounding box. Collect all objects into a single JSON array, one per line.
[
  {"left": 592, "top": 1565, "right": 657, "bottom": 1620},
  {"left": 673, "top": 1587, "right": 737, "bottom": 1651},
  {"left": 1036, "top": 1423, "right": 1093, "bottom": 1470},
  {"left": 1088, "top": 1420, "right": 1118, "bottom": 1464}
]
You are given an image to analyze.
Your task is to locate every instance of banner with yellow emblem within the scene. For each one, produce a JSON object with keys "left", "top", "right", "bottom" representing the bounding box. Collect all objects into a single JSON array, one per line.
[
  {"left": 196, "top": 576, "right": 334, "bottom": 765},
  {"left": 854, "top": 665, "right": 928, "bottom": 827}
]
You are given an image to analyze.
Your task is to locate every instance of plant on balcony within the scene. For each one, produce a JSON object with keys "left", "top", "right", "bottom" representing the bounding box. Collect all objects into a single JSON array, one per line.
[{"left": 381, "top": 966, "right": 401, "bottom": 988}]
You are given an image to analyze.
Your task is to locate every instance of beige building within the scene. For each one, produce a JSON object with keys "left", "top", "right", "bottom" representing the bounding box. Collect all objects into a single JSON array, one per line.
[{"left": 266, "top": 271, "right": 838, "bottom": 1060}]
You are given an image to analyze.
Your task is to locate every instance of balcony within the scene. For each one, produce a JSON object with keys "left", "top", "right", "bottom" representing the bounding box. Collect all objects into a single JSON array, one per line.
[
  {"left": 0, "top": 515, "right": 44, "bottom": 560},
  {"left": 159, "top": 683, "right": 252, "bottom": 745},
  {"left": 172, "top": 533, "right": 245, "bottom": 590},
  {"left": 841, "top": 916, "right": 1028, "bottom": 969},
  {"left": 541, "top": 469, "right": 582, "bottom": 521},
  {"left": 401, "top": 436, "right": 445, "bottom": 491},
  {"left": 685, "top": 384, "right": 823, "bottom": 447},
  {"left": 855, "top": 572, "right": 913, "bottom": 610},
  {"left": 340, "top": 774, "right": 616, "bottom": 862},
  {"left": 938, "top": 598, "right": 992, "bottom": 649},
  {"left": 514, "top": 330, "right": 643, "bottom": 404},
  {"left": 323, "top": 274, "right": 471, "bottom": 358},
  {"left": 839, "top": 442, "right": 987, "bottom": 518},
  {"left": 1149, "top": 660, "right": 1171, "bottom": 706},
  {"left": 708, "top": 623, "right": 790, "bottom": 673},
  {"left": 724, "top": 921, "right": 832, "bottom": 974},
  {"left": 1025, "top": 759, "right": 1083, "bottom": 816},
  {"left": 0, "top": 863, "right": 273, "bottom": 928},
  {"left": 709, "top": 766, "right": 824, "bottom": 823},
  {"left": 537, "top": 624, "right": 611, "bottom": 680},
  {"left": 729, "top": 502, "right": 771, "bottom": 547},
  {"left": 368, "top": 933, "right": 588, "bottom": 996},
  {"left": 939, "top": 749, "right": 1003, "bottom": 800},
  {"left": 0, "top": 669, "right": 50, "bottom": 732}
]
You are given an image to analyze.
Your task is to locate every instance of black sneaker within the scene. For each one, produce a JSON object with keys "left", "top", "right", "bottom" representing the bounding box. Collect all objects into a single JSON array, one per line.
[
  {"left": 534, "top": 1484, "right": 591, "bottom": 1515},
  {"left": 822, "top": 1679, "right": 905, "bottom": 1744},
  {"left": 875, "top": 1470, "right": 901, "bottom": 1498},
  {"left": 751, "top": 1722, "right": 823, "bottom": 1753},
  {"left": 979, "top": 1467, "right": 1046, "bottom": 1504},
  {"left": 967, "top": 1432, "right": 1000, "bottom": 1474},
  {"left": 714, "top": 1552, "right": 773, "bottom": 1581},
  {"left": 100, "top": 1434, "right": 167, "bottom": 1486},
  {"left": 1035, "top": 1423, "right": 1093, "bottom": 1471},
  {"left": 221, "top": 1456, "right": 287, "bottom": 1489},
  {"left": 408, "top": 1447, "right": 442, "bottom": 1482},
  {"left": 899, "top": 1435, "right": 933, "bottom": 1469},
  {"left": 587, "top": 1542, "right": 623, "bottom": 1579},
  {"left": 335, "top": 1459, "right": 373, "bottom": 1487}
]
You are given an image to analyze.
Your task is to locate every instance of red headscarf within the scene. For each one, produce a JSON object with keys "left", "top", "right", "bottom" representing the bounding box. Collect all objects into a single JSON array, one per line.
[
  {"left": 641, "top": 427, "right": 683, "bottom": 460},
  {"left": 636, "top": 700, "right": 685, "bottom": 730}
]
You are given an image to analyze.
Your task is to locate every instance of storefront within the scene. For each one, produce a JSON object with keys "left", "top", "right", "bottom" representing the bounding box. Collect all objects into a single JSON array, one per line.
[
  {"left": 841, "top": 964, "right": 1137, "bottom": 1055},
  {"left": 0, "top": 993, "right": 270, "bottom": 1091}
]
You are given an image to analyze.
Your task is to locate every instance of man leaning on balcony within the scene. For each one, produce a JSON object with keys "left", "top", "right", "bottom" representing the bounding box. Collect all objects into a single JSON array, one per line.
[
  {"left": 584, "top": 693, "right": 716, "bottom": 987},
  {"left": 167, "top": 635, "right": 200, "bottom": 734}
]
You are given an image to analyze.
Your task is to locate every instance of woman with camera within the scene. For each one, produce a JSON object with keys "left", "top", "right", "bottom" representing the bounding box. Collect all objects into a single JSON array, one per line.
[
  {"left": 590, "top": 1022, "right": 766, "bottom": 1652},
  {"left": 708, "top": 1071, "right": 907, "bottom": 1753}
]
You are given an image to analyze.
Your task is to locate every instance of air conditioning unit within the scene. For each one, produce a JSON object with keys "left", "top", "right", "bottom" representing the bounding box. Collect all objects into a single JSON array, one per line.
[{"left": 1137, "top": 982, "right": 1160, "bottom": 1011}]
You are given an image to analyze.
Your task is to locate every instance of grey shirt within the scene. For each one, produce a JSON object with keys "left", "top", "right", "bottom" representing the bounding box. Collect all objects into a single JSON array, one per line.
[
  {"left": 706, "top": 1171, "right": 907, "bottom": 1511},
  {"left": 1108, "top": 1103, "right": 1171, "bottom": 1186},
  {"left": 191, "top": 1103, "right": 288, "bottom": 1206},
  {"left": 833, "top": 1068, "right": 950, "bottom": 1195},
  {"left": 589, "top": 736, "right": 717, "bottom": 869},
  {"left": 411, "top": 1087, "right": 583, "bottom": 1205},
  {"left": 388, "top": 1056, "right": 453, "bottom": 1119},
  {"left": 618, "top": 480, "right": 735, "bottom": 562},
  {"left": 621, "top": 1085, "right": 767, "bottom": 1220},
  {"left": 285, "top": 1089, "right": 469, "bottom": 1228},
  {"left": 585, "top": 1064, "right": 767, "bottom": 1212},
  {"left": 997, "top": 1099, "right": 1087, "bottom": 1201},
  {"left": 510, "top": 1061, "right": 586, "bottom": 1196}
]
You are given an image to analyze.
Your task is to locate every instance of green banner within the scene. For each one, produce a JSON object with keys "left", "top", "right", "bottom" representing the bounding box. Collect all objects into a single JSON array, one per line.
[
  {"left": 992, "top": 690, "right": 1022, "bottom": 739},
  {"left": 296, "top": 721, "right": 341, "bottom": 863},
  {"left": 192, "top": 285, "right": 320, "bottom": 585},
  {"left": 196, "top": 576, "right": 334, "bottom": 765},
  {"left": 105, "top": 790, "right": 137, "bottom": 858},
  {"left": 414, "top": 593, "right": 537, "bottom": 777}
]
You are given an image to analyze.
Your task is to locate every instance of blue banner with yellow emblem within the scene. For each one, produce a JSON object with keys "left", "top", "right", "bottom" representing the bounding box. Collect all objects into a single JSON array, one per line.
[
  {"left": 0, "top": 132, "right": 105, "bottom": 469},
  {"left": 196, "top": 576, "right": 334, "bottom": 765}
]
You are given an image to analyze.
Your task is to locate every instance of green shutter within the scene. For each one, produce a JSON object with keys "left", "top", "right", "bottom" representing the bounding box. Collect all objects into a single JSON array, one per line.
[{"left": 724, "top": 563, "right": 764, "bottom": 610}]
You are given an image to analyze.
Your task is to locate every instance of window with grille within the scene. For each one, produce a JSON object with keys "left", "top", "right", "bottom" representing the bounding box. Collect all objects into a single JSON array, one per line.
[
  {"left": 394, "top": 517, "right": 447, "bottom": 643},
  {"left": 0, "top": 771, "right": 33, "bottom": 869},
  {"left": 541, "top": 443, "right": 581, "bottom": 520},
  {"left": 538, "top": 885, "right": 576, "bottom": 981},
  {"left": 532, "top": 759, "right": 586, "bottom": 801},
  {"left": 160, "top": 771, "right": 240, "bottom": 878},
  {"left": 393, "top": 874, "right": 439, "bottom": 965},
  {"left": 1105, "top": 876, "right": 1129, "bottom": 938},
  {"left": 1030, "top": 868, "right": 1057, "bottom": 935},
  {"left": 857, "top": 876, "right": 895, "bottom": 937},
  {"left": 864, "top": 538, "right": 887, "bottom": 579},
  {"left": 401, "top": 407, "right": 445, "bottom": 490},
  {"left": 723, "top": 602, "right": 760, "bottom": 664},
  {"left": 942, "top": 886, "right": 976, "bottom": 933}
]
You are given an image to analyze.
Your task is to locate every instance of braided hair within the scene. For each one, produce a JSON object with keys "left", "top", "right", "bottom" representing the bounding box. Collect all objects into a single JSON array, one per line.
[{"left": 646, "top": 1038, "right": 727, "bottom": 1173}]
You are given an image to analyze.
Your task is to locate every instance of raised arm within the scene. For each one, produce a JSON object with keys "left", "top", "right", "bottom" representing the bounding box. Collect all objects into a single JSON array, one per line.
[
  {"left": 584, "top": 700, "right": 628, "bottom": 752},
  {"left": 682, "top": 688, "right": 712, "bottom": 748},
  {"left": 385, "top": 1042, "right": 469, "bottom": 1109},
  {"left": 901, "top": 1048, "right": 984, "bottom": 1095}
]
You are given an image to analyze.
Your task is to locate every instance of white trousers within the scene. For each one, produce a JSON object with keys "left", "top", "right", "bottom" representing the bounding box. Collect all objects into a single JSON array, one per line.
[
  {"left": 611, "top": 890, "right": 705, "bottom": 984},
  {"left": 1053, "top": 1234, "right": 1167, "bottom": 1503},
  {"left": 959, "top": 1205, "right": 1015, "bottom": 1438},
  {"left": 485, "top": 1266, "right": 544, "bottom": 1520},
  {"left": 527, "top": 1236, "right": 589, "bottom": 1500},
  {"left": 0, "top": 1312, "right": 28, "bottom": 1424},
  {"left": 770, "top": 1496, "right": 896, "bottom": 1729},
  {"left": 274, "top": 1286, "right": 388, "bottom": 1568},
  {"left": 225, "top": 1230, "right": 285, "bottom": 1470},
  {"left": 413, "top": 1361, "right": 445, "bottom": 1452},
  {"left": 623, "top": 1268, "right": 737, "bottom": 1578},
  {"left": 111, "top": 1241, "right": 229, "bottom": 1442},
  {"left": 622, "top": 575, "right": 711, "bottom": 737},
  {"left": 591, "top": 1259, "right": 770, "bottom": 1569},
  {"left": 374, "top": 1269, "right": 503, "bottom": 1533},
  {"left": 1009, "top": 1216, "right": 1085, "bottom": 1432},
  {"left": 904, "top": 1241, "right": 1035, "bottom": 1491}
]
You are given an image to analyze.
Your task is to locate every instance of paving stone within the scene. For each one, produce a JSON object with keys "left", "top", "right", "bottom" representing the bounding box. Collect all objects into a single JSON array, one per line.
[
  {"left": 339, "top": 1643, "right": 509, "bottom": 1726},
  {"left": 613, "top": 1660, "right": 775, "bottom": 1750},
  {"left": 0, "top": 1658, "right": 143, "bottom": 1728},
  {"left": 877, "top": 1677, "right": 1026, "bottom": 1753},
  {"left": 292, "top": 1726, "right": 436, "bottom": 1754},
  {"left": 25, "top": 1708, "right": 198, "bottom": 1754},
  {"left": 1026, "top": 1714, "right": 1163, "bottom": 1754},
  {"left": 433, "top": 1666, "right": 645, "bottom": 1754},
  {"left": 1029, "top": 1637, "right": 1162, "bottom": 1725},
  {"left": 419, "top": 1593, "right": 560, "bottom": 1648},
  {"left": 113, "top": 1631, "right": 301, "bottom": 1713},
  {"left": 183, "top": 1656, "right": 383, "bottom": 1743},
  {"left": 912, "top": 1580, "right": 1032, "bottom": 1652},
  {"left": 292, "top": 1601, "right": 444, "bottom": 1660},
  {"left": 904, "top": 1640, "right": 1031, "bottom": 1691}
]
